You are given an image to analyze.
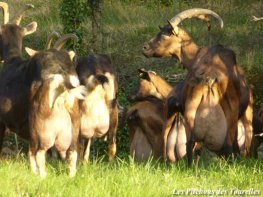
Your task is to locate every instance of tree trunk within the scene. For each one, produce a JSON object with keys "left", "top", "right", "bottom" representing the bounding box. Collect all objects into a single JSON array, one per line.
[{"left": 89, "top": 0, "right": 103, "bottom": 53}]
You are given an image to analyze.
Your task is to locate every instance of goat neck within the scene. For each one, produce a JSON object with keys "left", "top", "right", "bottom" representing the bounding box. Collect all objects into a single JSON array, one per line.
[{"left": 176, "top": 29, "right": 200, "bottom": 70}]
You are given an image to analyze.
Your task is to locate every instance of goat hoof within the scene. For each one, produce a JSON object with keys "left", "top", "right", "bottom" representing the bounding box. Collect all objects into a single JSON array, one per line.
[
  {"left": 69, "top": 170, "right": 76, "bottom": 177},
  {"left": 39, "top": 171, "right": 47, "bottom": 178}
]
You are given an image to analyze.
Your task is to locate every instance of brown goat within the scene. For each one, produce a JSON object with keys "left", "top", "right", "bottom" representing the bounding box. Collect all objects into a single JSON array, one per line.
[
  {"left": 0, "top": 2, "right": 37, "bottom": 151},
  {"left": 76, "top": 54, "right": 118, "bottom": 163},
  {"left": 26, "top": 35, "right": 85, "bottom": 178},
  {"left": 128, "top": 69, "right": 202, "bottom": 162},
  {"left": 142, "top": 8, "right": 253, "bottom": 164},
  {"left": 127, "top": 69, "right": 172, "bottom": 160}
]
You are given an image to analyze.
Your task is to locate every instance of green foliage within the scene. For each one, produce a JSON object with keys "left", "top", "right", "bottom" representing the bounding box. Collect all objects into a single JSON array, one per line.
[{"left": 59, "top": 0, "right": 90, "bottom": 52}]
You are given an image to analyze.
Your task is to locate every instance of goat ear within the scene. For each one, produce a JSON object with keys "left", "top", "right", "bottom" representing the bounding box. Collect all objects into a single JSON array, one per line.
[
  {"left": 167, "top": 20, "right": 179, "bottom": 35},
  {"left": 138, "top": 68, "right": 146, "bottom": 73},
  {"left": 68, "top": 51, "right": 75, "bottom": 61},
  {"left": 25, "top": 47, "right": 38, "bottom": 57},
  {"left": 23, "top": 21, "right": 37, "bottom": 36},
  {"left": 96, "top": 74, "right": 109, "bottom": 84},
  {"left": 138, "top": 68, "right": 150, "bottom": 81}
]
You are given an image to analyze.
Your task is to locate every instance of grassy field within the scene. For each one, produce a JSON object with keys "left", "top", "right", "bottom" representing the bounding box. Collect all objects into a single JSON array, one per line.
[
  {"left": 0, "top": 154, "right": 262, "bottom": 196},
  {"left": 1, "top": 0, "right": 263, "bottom": 196}
]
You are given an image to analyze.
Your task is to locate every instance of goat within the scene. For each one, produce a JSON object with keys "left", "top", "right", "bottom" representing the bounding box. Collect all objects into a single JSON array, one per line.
[
  {"left": 0, "top": 2, "right": 37, "bottom": 152},
  {"left": 250, "top": 105, "right": 263, "bottom": 159},
  {"left": 26, "top": 34, "right": 86, "bottom": 178},
  {"left": 76, "top": 54, "right": 118, "bottom": 163},
  {"left": 127, "top": 69, "right": 193, "bottom": 162},
  {"left": 142, "top": 8, "right": 253, "bottom": 164},
  {"left": 127, "top": 69, "right": 172, "bottom": 161}
]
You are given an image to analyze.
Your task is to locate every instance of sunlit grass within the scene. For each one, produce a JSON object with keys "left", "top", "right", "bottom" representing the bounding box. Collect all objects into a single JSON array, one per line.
[{"left": 0, "top": 154, "right": 262, "bottom": 196}]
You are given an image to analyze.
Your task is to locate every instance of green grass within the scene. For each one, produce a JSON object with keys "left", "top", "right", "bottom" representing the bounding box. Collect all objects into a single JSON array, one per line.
[{"left": 0, "top": 154, "right": 262, "bottom": 196}]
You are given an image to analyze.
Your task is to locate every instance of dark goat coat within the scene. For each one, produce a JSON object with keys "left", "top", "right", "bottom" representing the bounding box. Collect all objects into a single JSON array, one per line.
[{"left": 0, "top": 22, "right": 37, "bottom": 149}]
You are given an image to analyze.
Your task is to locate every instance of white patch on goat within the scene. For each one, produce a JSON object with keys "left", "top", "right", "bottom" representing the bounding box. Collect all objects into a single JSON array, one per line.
[
  {"left": 81, "top": 84, "right": 110, "bottom": 139},
  {"left": 69, "top": 85, "right": 87, "bottom": 100},
  {"left": 48, "top": 74, "right": 64, "bottom": 108},
  {"left": 69, "top": 75, "right": 80, "bottom": 88},
  {"left": 65, "top": 85, "right": 87, "bottom": 109},
  {"left": 68, "top": 150, "right": 78, "bottom": 177},
  {"left": 237, "top": 120, "right": 246, "bottom": 150},
  {"left": 103, "top": 72, "right": 115, "bottom": 101}
]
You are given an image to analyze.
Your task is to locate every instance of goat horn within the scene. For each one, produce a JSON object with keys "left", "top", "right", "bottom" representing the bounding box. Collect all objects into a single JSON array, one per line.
[
  {"left": 11, "top": 4, "right": 34, "bottom": 25},
  {"left": 169, "top": 8, "right": 223, "bottom": 32},
  {"left": 0, "top": 2, "right": 9, "bottom": 24},
  {"left": 53, "top": 34, "right": 78, "bottom": 50},
  {"left": 252, "top": 16, "right": 263, "bottom": 22},
  {"left": 45, "top": 31, "right": 61, "bottom": 49}
]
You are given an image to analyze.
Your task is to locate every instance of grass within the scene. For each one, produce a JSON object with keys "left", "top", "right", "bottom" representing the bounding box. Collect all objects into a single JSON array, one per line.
[
  {"left": 0, "top": 154, "right": 262, "bottom": 196},
  {"left": 1, "top": 0, "right": 263, "bottom": 196}
]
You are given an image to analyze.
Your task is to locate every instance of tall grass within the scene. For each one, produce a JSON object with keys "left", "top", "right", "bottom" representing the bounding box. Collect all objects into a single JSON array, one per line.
[{"left": 0, "top": 154, "right": 262, "bottom": 196}]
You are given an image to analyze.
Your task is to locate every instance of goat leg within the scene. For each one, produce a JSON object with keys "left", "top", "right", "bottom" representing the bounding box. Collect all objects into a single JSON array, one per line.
[
  {"left": 36, "top": 149, "right": 47, "bottom": 178},
  {"left": 28, "top": 145, "right": 38, "bottom": 175},
  {"left": 108, "top": 104, "right": 118, "bottom": 162},
  {"left": 68, "top": 150, "right": 78, "bottom": 177},
  {"left": 28, "top": 125, "right": 39, "bottom": 175},
  {"left": 67, "top": 98, "right": 80, "bottom": 176},
  {"left": 185, "top": 124, "right": 194, "bottom": 166},
  {"left": 0, "top": 122, "right": 6, "bottom": 152},
  {"left": 83, "top": 138, "right": 91, "bottom": 164}
]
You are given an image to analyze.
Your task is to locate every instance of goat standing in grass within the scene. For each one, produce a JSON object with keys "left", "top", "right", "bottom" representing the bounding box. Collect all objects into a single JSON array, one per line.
[
  {"left": 0, "top": 2, "right": 37, "bottom": 151},
  {"left": 26, "top": 34, "right": 86, "bottom": 178},
  {"left": 143, "top": 8, "right": 253, "bottom": 164},
  {"left": 76, "top": 54, "right": 118, "bottom": 163}
]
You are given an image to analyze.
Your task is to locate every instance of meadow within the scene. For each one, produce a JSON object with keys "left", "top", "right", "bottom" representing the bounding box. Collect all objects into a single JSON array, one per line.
[
  {"left": 0, "top": 154, "right": 263, "bottom": 196},
  {"left": 0, "top": 0, "right": 263, "bottom": 196}
]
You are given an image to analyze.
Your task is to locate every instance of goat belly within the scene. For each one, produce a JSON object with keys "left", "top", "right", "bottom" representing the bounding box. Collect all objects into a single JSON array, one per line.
[
  {"left": 36, "top": 106, "right": 73, "bottom": 152},
  {"left": 130, "top": 128, "right": 152, "bottom": 161},
  {"left": 80, "top": 100, "right": 110, "bottom": 138},
  {"left": 166, "top": 120, "right": 178, "bottom": 162},
  {"left": 194, "top": 95, "right": 227, "bottom": 152},
  {"left": 176, "top": 116, "right": 187, "bottom": 159}
]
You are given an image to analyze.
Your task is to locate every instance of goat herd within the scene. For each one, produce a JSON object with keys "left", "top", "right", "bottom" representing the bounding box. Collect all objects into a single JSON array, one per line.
[{"left": 0, "top": 3, "right": 262, "bottom": 178}]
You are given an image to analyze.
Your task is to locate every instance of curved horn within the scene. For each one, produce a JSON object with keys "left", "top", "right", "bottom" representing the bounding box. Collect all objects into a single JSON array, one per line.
[
  {"left": 11, "top": 4, "right": 34, "bottom": 25},
  {"left": 45, "top": 31, "right": 60, "bottom": 49},
  {"left": 252, "top": 16, "right": 263, "bottom": 22},
  {"left": 53, "top": 34, "right": 78, "bottom": 50},
  {"left": 169, "top": 8, "right": 224, "bottom": 33},
  {"left": 0, "top": 2, "right": 9, "bottom": 24}
]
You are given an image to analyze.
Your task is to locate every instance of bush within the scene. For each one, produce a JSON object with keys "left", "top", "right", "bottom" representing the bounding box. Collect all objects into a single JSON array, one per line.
[{"left": 59, "top": 0, "right": 90, "bottom": 53}]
